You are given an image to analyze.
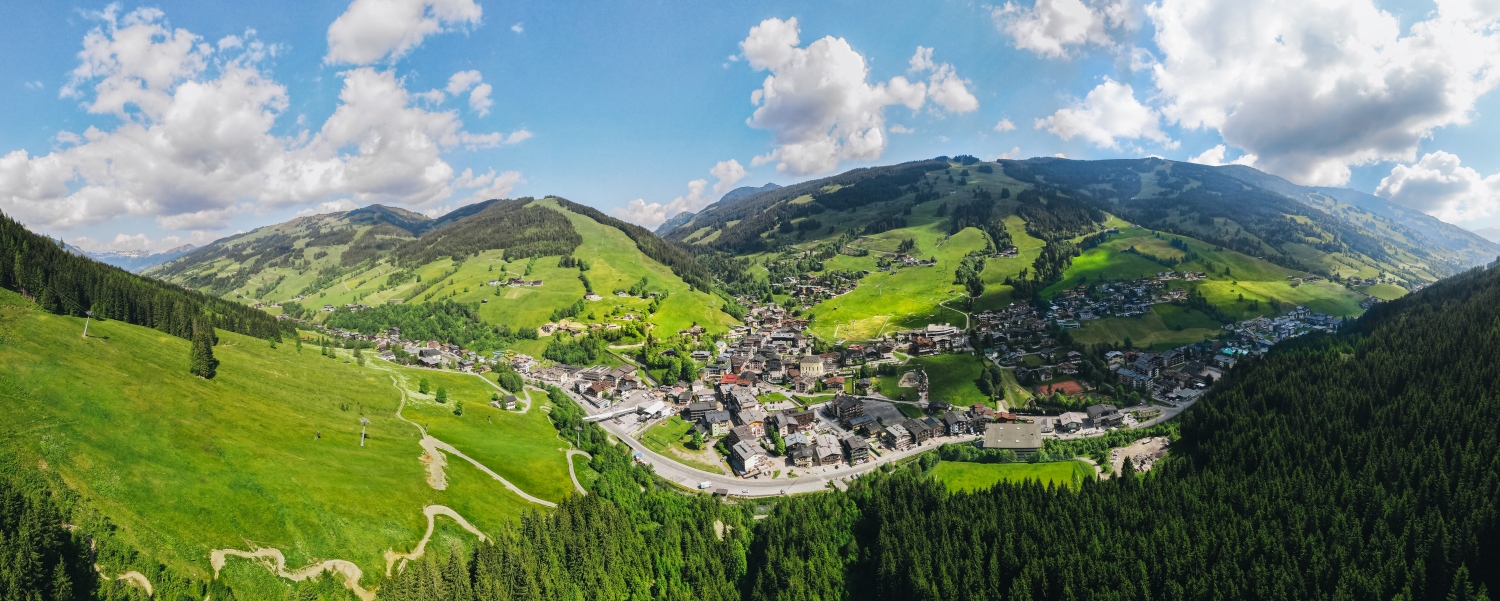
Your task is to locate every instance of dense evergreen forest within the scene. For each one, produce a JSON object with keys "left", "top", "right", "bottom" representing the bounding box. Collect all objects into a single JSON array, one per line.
[{"left": 0, "top": 212, "right": 286, "bottom": 341}]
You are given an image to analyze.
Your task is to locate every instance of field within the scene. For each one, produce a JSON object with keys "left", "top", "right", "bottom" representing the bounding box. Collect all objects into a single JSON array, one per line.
[
  {"left": 931, "top": 460, "right": 1094, "bottom": 492},
  {"left": 1357, "top": 283, "right": 1408, "bottom": 301},
  {"left": 1072, "top": 304, "right": 1226, "bottom": 349},
  {"left": 1043, "top": 227, "right": 1366, "bottom": 347},
  {"left": 912, "top": 354, "right": 990, "bottom": 407},
  {"left": 640, "top": 416, "right": 726, "bottom": 474},
  {"left": 972, "top": 215, "right": 1047, "bottom": 312},
  {"left": 389, "top": 367, "right": 576, "bottom": 503},
  {"left": 806, "top": 208, "right": 987, "bottom": 341},
  {"left": 0, "top": 290, "right": 558, "bottom": 594}
]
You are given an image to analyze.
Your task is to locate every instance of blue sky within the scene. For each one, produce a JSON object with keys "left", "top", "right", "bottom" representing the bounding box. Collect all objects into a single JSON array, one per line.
[{"left": 2, "top": 0, "right": 1499, "bottom": 252}]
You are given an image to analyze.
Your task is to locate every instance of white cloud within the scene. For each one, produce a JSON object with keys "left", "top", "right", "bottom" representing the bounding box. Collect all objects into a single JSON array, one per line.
[
  {"left": 502, "top": 129, "right": 532, "bottom": 144},
  {"left": 1035, "top": 78, "right": 1171, "bottom": 149},
  {"left": 295, "top": 198, "right": 360, "bottom": 217},
  {"left": 469, "top": 83, "right": 492, "bottom": 116},
  {"left": 614, "top": 160, "right": 749, "bottom": 228},
  {"left": 993, "top": 0, "right": 1134, "bottom": 59},
  {"left": 740, "top": 18, "right": 976, "bottom": 176},
  {"left": 0, "top": 7, "right": 519, "bottom": 233},
  {"left": 443, "top": 70, "right": 491, "bottom": 116},
  {"left": 998, "top": 146, "right": 1022, "bottom": 160},
  {"left": 24, "top": 81, "right": 43, "bottom": 91},
  {"left": 325, "top": 0, "right": 482, "bottom": 65},
  {"left": 1188, "top": 145, "right": 1225, "bottom": 166},
  {"left": 71, "top": 230, "right": 217, "bottom": 253},
  {"left": 1053, "top": 152, "right": 1067, "bottom": 158},
  {"left": 1375, "top": 151, "right": 1500, "bottom": 223},
  {"left": 890, "top": 124, "right": 915, "bottom": 134},
  {"left": 912, "top": 47, "right": 980, "bottom": 114},
  {"left": 445, "top": 69, "right": 481, "bottom": 95},
  {"left": 511, "top": 22, "right": 524, "bottom": 34},
  {"left": 1148, "top": 0, "right": 1500, "bottom": 186},
  {"left": 994, "top": 118, "right": 1017, "bottom": 132}
]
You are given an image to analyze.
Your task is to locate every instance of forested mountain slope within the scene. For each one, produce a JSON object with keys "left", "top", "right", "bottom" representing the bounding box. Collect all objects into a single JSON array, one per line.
[{"left": 1005, "top": 158, "right": 1498, "bottom": 284}]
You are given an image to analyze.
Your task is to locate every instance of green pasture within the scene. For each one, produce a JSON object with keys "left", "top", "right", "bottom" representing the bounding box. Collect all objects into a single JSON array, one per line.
[
  {"left": 0, "top": 291, "right": 540, "bottom": 592},
  {"left": 931, "top": 460, "right": 1094, "bottom": 493}
]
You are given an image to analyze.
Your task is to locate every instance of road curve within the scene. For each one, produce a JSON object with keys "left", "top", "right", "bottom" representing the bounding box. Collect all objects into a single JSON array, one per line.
[{"left": 594, "top": 415, "right": 979, "bottom": 497}]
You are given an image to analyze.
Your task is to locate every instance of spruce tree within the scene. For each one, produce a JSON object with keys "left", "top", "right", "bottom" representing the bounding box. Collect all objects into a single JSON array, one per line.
[{"left": 189, "top": 318, "right": 219, "bottom": 379}]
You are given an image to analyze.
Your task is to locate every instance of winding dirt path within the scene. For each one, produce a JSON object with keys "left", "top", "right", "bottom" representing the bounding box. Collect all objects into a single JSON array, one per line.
[
  {"left": 95, "top": 566, "right": 153, "bottom": 597},
  {"left": 210, "top": 548, "right": 374, "bottom": 601},
  {"left": 566, "top": 450, "right": 593, "bottom": 496},
  {"left": 383, "top": 505, "right": 488, "bottom": 576},
  {"left": 419, "top": 436, "right": 448, "bottom": 490},
  {"left": 384, "top": 373, "right": 555, "bottom": 506}
]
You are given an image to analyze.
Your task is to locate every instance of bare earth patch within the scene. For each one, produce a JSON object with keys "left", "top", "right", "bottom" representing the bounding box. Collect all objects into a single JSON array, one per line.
[
  {"left": 1109, "top": 437, "right": 1170, "bottom": 476},
  {"left": 419, "top": 436, "right": 449, "bottom": 490}
]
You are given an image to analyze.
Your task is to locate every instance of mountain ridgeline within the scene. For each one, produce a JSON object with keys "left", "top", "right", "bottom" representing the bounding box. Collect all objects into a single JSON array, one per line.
[{"left": 660, "top": 157, "right": 1497, "bottom": 288}]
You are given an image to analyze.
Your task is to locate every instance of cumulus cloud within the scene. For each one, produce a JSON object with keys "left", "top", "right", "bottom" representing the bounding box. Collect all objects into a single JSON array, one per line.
[
  {"left": 441, "top": 70, "right": 492, "bottom": 116},
  {"left": 1186, "top": 144, "right": 1257, "bottom": 167},
  {"left": 0, "top": 7, "right": 520, "bottom": 233},
  {"left": 445, "top": 69, "right": 482, "bottom": 95},
  {"left": 910, "top": 46, "right": 980, "bottom": 114},
  {"left": 740, "top": 18, "right": 976, "bottom": 176},
  {"left": 1375, "top": 151, "right": 1500, "bottom": 224},
  {"left": 511, "top": 22, "right": 524, "bottom": 34},
  {"left": 993, "top": 0, "right": 1135, "bottom": 59},
  {"left": 71, "top": 230, "right": 218, "bottom": 253},
  {"left": 325, "top": 0, "right": 482, "bottom": 65},
  {"left": 469, "top": 83, "right": 492, "bottom": 116},
  {"left": 615, "top": 160, "right": 748, "bottom": 228},
  {"left": 295, "top": 198, "right": 361, "bottom": 217},
  {"left": 890, "top": 124, "right": 915, "bottom": 134},
  {"left": 994, "top": 118, "right": 1017, "bottom": 132},
  {"left": 1148, "top": 0, "right": 1500, "bottom": 186},
  {"left": 1187, "top": 145, "right": 1225, "bottom": 166},
  {"left": 1035, "top": 78, "right": 1171, "bottom": 149},
  {"left": 998, "top": 146, "right": 1022, "bottom": 160}
]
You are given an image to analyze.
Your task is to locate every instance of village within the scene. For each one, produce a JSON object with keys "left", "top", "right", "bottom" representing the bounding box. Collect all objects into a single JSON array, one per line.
[{"left": 283, "top": 278, "right": 1349, "bottom": 485}]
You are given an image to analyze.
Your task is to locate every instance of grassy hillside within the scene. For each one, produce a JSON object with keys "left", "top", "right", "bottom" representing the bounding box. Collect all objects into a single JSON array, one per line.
[{"left": 0, "top": 288, "right": 569, "bottom": 594}]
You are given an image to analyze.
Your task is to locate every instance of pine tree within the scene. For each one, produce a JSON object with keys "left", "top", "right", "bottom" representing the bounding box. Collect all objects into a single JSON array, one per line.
[
  {"left": 50, "top": 563, "right": 71, "bottom": 601},
  {"left": 189, "top": 318, "right": 219, "bottom": 379}
]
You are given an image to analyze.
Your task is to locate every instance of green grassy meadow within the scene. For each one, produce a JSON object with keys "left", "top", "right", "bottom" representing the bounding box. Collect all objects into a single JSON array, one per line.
[
  {"left": 1072, "top": 304, "right": 1226, "bottom": 350},
  {"left": 387, "top": 367, "right": 576, "bottom": 503},
  {"left": 640, "top": 416, "right": 725, "bottom": 474},
  {"left": 808, "top": 221, "right": 986, "bottom": 341},
  {"left": 0, "top": 290, "right": 564, "bottom": 593},
  {"left": 931, "top": 460, "right": 1094, "bottom": 493},
  {"left": 1357, "top": 283, "right": 1408, "bottom": 301},
  {"left": 912, "top": 354, "right": 990, "bottom": 407}
]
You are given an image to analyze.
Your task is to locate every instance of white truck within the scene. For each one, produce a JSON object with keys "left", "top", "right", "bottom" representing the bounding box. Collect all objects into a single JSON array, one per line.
[{"left": 698, "top": 481, "right": 712, "bottom": 490}]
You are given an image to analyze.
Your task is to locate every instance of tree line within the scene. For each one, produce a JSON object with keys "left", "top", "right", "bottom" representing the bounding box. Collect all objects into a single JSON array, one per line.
[{"left": 0, "top": 211, "right": 287, "bottom": 342}]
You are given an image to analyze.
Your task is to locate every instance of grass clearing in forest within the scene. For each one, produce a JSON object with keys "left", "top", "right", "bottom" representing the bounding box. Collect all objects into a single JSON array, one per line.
[{"left": 931, "top": 460, "right": 1094, "bottom": 493}]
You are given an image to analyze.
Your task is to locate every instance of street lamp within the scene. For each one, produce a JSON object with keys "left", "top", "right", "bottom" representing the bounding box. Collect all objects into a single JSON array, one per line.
[{"left": 82, "top": 310, "right": 94, "bottom": 338}]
